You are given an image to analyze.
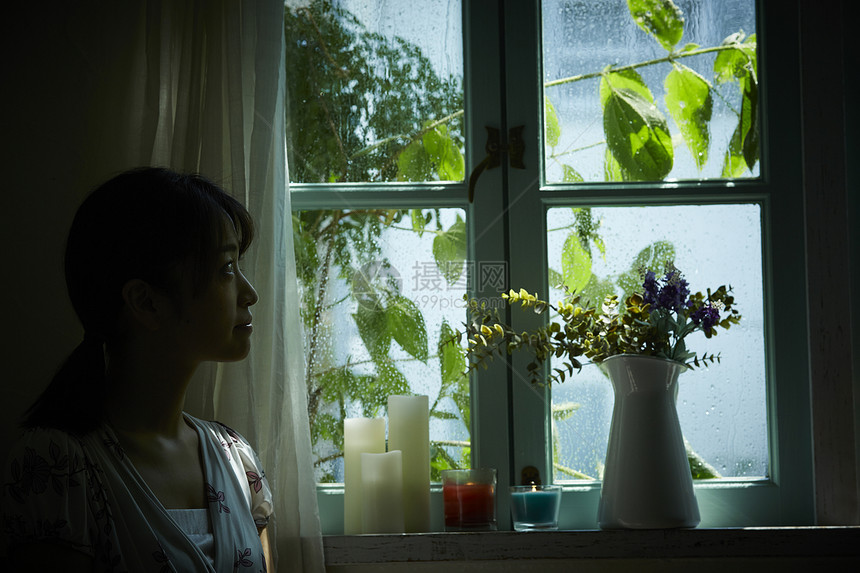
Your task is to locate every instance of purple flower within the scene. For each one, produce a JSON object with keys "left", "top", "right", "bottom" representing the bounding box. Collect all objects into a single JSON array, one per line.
[
  {"left": 640, "top": 267, "right": 690, "bottom": 312},
  {"left": 642, "top": 270, "right": 659, "bottom": 305},
  {"left": 692, "top": 304, "right": 721, "bottom": 330}
]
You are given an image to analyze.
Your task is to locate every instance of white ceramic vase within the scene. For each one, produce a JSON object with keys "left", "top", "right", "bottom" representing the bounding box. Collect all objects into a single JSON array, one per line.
[{"left": 597, "top": 354, "right": 700, "bottom": 529}]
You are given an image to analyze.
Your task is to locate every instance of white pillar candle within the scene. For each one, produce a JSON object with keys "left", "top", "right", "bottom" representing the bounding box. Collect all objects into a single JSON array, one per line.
[
  {"left": 387, "top": 395, "right": 430, "bottom": 532},
  {"left": 343, "top": 417, "right": 385, "bottom": 534},
  {"left": 360, "top": 451, "right": 405, "bottom": 534}
]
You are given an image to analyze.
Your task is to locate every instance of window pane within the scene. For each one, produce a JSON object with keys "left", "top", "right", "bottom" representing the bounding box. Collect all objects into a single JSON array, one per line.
[
  {"left": 284, "top": 0, "right": 464, "bottom": 183},
  {"left": 546, "top": 205, "right": 767, "bottom": 481},
  {"left": 295, "top": 209, "right": 471, "bottom": 483},
  {"left": 542, "top": 0, "right": 758, "bottom": 183}
]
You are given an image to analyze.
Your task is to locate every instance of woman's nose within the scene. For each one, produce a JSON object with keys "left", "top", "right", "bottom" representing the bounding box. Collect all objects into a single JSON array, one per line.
[{"left": 240, "top": 272, "right": 259, "bottom": 307}]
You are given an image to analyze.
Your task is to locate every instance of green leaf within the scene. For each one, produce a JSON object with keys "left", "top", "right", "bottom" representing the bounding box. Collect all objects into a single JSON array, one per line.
[
  {"left": 370, "top": 356, "right": 410, "bottom": 403},
  {"left": 552, "top": 401, "right": 581, "bottom": 423},
  {"left": 720, "top": 64, "right": 758, "bottom": 176},
  {"left": 561, "top": 233, "right": 592, "bottom": 294},
  {"left": 714, "top": 34, "right": 756, "bottom": 85},
  {"left": 603, "top": 146, "right": 626, "bottom": 181},
  {"left": 547, "top": 268, "right": 564, "bottom": 290},
  {"left": 600, "top": 70, "right": 674, "bottom": 181},
  {"left": 430, "top": 445, "right": 464, "bottom": 481},
  {"left": 432, "top": 215, "right": 467, "bottom": 285},
  {"left": 578, "top": 273, "right": 617, "bottom": 309},
  {"left": 600, "top": 67, "right": 653, "bottom": 101},
  {"left": 627, "top": 0, "right": 685, "bottom": 52},
  {"left": 562, "top": 164, "right": 584, "bottom": 183},
  {"left": 430, "top": 410, "right": 459, "bottom": 420},
  {"left": 387, "top": 295, "right": 429, "bottom": 362},
  {"left": 440, "top": 320, "right": 466, "bottom": 385},
  {"left": 322, "top": 366, "right": 358, "bottom": 400},
  {"left": 423, "top": 124, "right": 466, "bottom": 181},
  {"left": 617, "top": 241, "right": 676, "bottom": 299},
  {"left": 545, "top": 96, "right": 561, "bottom": 148},
  {"left": 353, "top": 304, "right": 391, "bottom": 358},
  {"left": 411, "top": 209, "right": 427, "bottom": 237},
  {"left": 664, "top": 64, "right": 712, "bottom": 170},
  {"left": 721, "top": 121, "right": 747, "bottom": 177},
  {"left": 351, "top": 260, "right": 399, "bottom": 311},
  {"left": 452, "top": 377, "right": 471, "bottom": 432},
  {"left": 396, "top": 139, "right": 434, "bottom": 182},
  {"left": 740, "top": 74, "right": 759, "bottom": 171}
]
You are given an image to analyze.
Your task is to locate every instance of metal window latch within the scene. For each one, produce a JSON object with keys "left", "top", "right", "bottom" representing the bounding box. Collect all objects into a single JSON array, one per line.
[
  {"left": 468, "top": 125, "right": 525, "bottom": 203},
  {"left": 521, "top": 465, "right": 542, "bottom": 486}
]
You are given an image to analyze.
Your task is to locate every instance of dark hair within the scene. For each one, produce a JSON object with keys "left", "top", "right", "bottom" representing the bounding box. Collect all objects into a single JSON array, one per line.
[{"left": 23, "top": 167, "right": 254, "bottom": 434}]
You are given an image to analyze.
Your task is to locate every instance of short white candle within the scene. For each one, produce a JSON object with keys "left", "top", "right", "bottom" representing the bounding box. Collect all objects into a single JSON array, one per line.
[
  {"left": 343, "top": 417, "right": 385, "bottom": 534},
  {"left": 360, "top": 451, "right": 405, "bottom": 534},
  {"left": 387, "top": 395, "right": 430, "bottom": 532}
]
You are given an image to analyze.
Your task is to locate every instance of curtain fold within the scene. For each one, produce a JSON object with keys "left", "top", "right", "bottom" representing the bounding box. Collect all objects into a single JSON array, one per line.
[{"left": 71, "top": 1, "right": 324, "bottom": 570}]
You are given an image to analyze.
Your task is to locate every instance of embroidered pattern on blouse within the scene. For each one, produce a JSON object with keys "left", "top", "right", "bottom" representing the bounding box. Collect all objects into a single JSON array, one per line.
[
  {"left": 2, "top": 432, "right": 127, "bottom": 572},
  {"left": 206, "top": 483, "right": 231, "bottom": 514},
  {"left": 4, "top": 440, "right": 84, "bottom": 503},
  {"left": 246, "top": 470, "right": 264, "bottom": 494},
  {"left": 233, "top": 546, "right": 254, "bottom": 570},
  {"left": 152, "top": 542, "right": 172, "bottom": 573}
]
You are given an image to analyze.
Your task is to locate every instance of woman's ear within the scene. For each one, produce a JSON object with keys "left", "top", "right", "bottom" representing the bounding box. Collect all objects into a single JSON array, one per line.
[{"left": 121, "top": 279, "right": 171, "bottom": 331}]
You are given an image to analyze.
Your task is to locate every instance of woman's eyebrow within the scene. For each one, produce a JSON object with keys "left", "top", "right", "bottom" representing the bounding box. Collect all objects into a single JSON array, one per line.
[{"left": 219, "top": 243, "right": 240, "bottom": 254}]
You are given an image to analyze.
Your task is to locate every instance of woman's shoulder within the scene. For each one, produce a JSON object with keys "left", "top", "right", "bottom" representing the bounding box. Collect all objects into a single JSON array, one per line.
[
  {"left": 3, "top": 427, "right": 90, "bottom": 500},
  {"left": 184, "top": 414, "right": 263, "bottom": 470},
  {"left": 185, "top": 414, "right": 252, "bottom": 447},
  {"left": 2, "top": 426, "right": 101, "bottom": 553}
]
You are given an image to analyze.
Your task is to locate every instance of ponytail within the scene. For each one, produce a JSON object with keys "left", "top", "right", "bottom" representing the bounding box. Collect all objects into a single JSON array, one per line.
[{"left": 22, "top": 333, "right": 107, "bottom": 434}]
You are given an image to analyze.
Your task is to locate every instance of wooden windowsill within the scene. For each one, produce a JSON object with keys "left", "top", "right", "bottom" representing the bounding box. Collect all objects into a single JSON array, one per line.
[{"left": 323, "top": 527, "right": 860, "bottom": 565}]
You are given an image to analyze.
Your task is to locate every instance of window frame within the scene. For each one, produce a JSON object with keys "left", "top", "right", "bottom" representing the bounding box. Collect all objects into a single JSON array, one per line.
[{"left": 293, "top": 0, "right": 815, "bottom": 533}]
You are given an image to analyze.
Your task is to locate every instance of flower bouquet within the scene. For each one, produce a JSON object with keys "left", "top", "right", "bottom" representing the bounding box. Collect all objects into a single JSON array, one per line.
[
  {"left": 457, "top": 264, "right": 741, "bottom": 385},
  {"left": 451, "top": 264, "right": 742, "bottom": 528}
]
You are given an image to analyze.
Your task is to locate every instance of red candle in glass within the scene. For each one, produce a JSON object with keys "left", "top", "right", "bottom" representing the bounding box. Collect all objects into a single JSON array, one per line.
[
  {"left": 443, "top": 482, "right": 495, "bottom": 526},
  {"left": 441, "top": 469, "right": 497, "bottom": 530}
]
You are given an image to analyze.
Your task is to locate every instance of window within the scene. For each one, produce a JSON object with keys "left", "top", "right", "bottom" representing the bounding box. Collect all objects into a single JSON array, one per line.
[
  {"left": 287, "top": 0, "right": 814, "bottom": 532},
  {"left": 286, "top": 0, "right": 472, "bottom": 489},
  {"left": 541, "top": 0, "right": 766, "bottom": 484}
]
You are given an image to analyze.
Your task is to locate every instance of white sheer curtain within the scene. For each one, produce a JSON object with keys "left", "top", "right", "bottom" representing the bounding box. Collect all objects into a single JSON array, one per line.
[{"left": 66, "top": 1, "right": 325, "bottom": 570}]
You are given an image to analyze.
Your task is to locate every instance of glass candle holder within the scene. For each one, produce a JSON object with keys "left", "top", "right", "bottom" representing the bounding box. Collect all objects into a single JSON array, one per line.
[
  {"left": 441, "top": 469, "right": 497, "bottom": 531},
  {"left": 509, "top": 485, "right": 562, "bottom": 531}
]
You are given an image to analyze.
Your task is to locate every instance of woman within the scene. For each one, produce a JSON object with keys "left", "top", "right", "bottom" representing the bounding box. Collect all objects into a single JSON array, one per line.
[{"left": 2, "top": 167, "right": 272, "bottom": 571}]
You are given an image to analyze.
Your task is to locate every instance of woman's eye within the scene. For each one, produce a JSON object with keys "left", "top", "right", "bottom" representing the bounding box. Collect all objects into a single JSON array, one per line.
[{"left": 224, "top": 261, "right": 236, "bottom": 273}]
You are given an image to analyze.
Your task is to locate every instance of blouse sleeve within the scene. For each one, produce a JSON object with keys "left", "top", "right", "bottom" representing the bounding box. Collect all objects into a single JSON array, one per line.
[
  {"left": 211, "top": 422, "right": 274, "bottom": 529},
  {"left": 235, "top": 436, "right": 274, "bottom": 529},
  {"left": 1, "top": 428, "right": 96, "bottom": 556}
]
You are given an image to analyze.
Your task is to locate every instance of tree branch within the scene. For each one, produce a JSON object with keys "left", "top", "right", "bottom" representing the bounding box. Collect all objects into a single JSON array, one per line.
[{"left": 545, "top": 43, "right": 752, "bottom": 88}]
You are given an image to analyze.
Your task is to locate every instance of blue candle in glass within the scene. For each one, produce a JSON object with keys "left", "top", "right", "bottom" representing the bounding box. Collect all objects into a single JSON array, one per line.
[{"left": 510, "top": 485, "right": 562, "bottom": 531}]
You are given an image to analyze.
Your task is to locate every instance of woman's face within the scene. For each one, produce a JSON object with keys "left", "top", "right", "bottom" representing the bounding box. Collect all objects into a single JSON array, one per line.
[{"left": 167, "top": 218, "right": 259, "bottom": 364}]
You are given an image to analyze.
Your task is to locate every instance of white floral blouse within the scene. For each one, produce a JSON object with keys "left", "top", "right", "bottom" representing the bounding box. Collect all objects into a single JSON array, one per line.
[{"left": 2, "top": 414, "right": 273, "bottom": 572}]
